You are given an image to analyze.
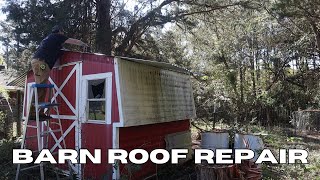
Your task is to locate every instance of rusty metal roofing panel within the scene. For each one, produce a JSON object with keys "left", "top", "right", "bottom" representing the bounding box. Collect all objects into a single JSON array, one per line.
[{"left": 6, "top": 71, "right": 27, "bottom": 87}]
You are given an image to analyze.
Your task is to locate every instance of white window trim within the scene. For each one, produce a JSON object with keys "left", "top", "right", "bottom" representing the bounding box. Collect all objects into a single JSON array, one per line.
[{"left": 80, "top": 73, "right": 112, "bottom": 124}]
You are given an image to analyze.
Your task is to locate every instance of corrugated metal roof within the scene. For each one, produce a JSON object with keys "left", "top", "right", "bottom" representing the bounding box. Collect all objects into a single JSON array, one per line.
[
  {"left": 61, "top": 50, "right": 191, "bottom": 75},
  {"left": 0, "top": 71, "right": 15, "bottom": 86},
  {"left": 117, "top": 56, "right": 191, "bottom": 75},
  {"left": 6, "top": 71, "right": 27, "bottom": 87}
]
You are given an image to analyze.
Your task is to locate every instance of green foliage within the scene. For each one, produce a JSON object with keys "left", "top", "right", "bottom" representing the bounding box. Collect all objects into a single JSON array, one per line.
[
  {"left": 0, "top": 111, "right": 7, "bottom": 137},
  {"left": 0, "top": 55, "right": 5, "bottom": 65},
  {"left": 0, "top": 86, "right": 9, "bottom": 100},
  {"left": 1, "top": 0, "right": 318, "bottom": 128},
  {"left": 260, "top": 127, "right": 320, "bottom": 179},
  {"left": 0, "top": 139, "right": 18, "bottom": 179}
]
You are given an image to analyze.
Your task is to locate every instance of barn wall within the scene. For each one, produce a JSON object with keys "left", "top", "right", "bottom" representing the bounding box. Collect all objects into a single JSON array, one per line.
[
  {"left": 23, "top": 52, "right": 119, "bottom": 179},
  {"left": 119, "top": 119, "right": 190, "bottom": 179},
  {"left": 80, "top": 55, "right": 116, "bottom": 178},
  {"left": 24, "top": 57, "right": 80, "bottom": 170},
  {"left": 23, "top": 52, "right": 196, "bottom": 179},
  {"left": 81, "top": 54, "right": 120, "bottom": 124},
  {"left": 117, "top": 59, "right": 196, "bottom": 127}
]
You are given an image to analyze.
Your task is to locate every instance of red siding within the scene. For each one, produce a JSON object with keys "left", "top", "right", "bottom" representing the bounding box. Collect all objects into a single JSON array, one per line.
[
  {"left": 81, "top": 55, "right": 117, "bottom": 178},
  {"left": 119, "top": 119, "right": 190, "bottom": 179},
  {"left": 24, "top": 51, "right": 192, "bottom": 180},
  {"left": 50, "top": 64, "right": 77, "bottom": 116},
  {"left": 80, "top": 54, "right": 119, "bottom": 124},
  {"left": 81, "top": 124, "right": 113, "bottom": 178}
]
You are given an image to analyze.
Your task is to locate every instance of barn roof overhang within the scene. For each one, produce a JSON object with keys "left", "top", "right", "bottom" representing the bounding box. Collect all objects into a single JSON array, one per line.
[
  {"left": 116, "top": 56, "right": 191, "bottom": 75},
  {"left": 62, "top": 50, "right": 192, "bottom": 75}
]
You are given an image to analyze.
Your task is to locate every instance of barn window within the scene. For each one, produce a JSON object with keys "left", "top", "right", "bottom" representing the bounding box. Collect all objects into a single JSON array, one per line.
[
  {"left": 87, "top": 79, "right": 106, "bottom": 121},
  {"left": 81, "top": 73, "right": 112, "bottom": 124}
]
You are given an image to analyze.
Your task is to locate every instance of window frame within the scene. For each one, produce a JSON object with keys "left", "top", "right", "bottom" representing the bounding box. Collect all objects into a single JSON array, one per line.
[{"left": 81, "top": 73, "right": 112, "bottom": 124}]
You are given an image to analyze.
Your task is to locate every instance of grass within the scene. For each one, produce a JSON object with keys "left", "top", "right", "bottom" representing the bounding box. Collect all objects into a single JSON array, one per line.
[
  {"left": 1, "top": 122, "right": 319, "bottom": 180},
  {"left": 258, "top": 127, "right": 320, "bottom": 180},
  {"left": 190, "top": 122, "right": 320, "bottom": 180}
]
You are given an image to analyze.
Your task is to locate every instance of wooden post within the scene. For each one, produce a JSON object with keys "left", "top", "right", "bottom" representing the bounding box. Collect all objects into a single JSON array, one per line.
[{"left": 17, "top": 90, "right": 21, "bottom": 136}]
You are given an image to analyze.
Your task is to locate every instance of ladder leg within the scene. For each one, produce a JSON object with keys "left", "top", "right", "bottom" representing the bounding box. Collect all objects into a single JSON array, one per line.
[
  {"left": 35, "top": 87, "right": 45, "bottom": 180},
  {"left": 17, "top": 84, "right": 68, "bottom": 180},
  {"left": 52, "top": 88, "right": 74, "bottom": 177},
  {"left": 15, "top": 89, "right": 34, "bottom": 180}
]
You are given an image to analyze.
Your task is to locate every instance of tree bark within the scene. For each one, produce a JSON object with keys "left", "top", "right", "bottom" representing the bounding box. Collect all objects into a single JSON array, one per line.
[{"left": 96, "top": 0, "right": 112, "bottom": 55}]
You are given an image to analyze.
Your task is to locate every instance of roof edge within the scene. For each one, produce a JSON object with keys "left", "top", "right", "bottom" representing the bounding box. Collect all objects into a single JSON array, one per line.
[{"left": 115, "top": 56, "right": 191, "bottom": 75}]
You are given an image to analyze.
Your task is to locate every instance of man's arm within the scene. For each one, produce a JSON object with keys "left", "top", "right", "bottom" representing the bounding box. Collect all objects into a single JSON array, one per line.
[{"left": 64, "top": 38, "right": 88, "bottom": 46}]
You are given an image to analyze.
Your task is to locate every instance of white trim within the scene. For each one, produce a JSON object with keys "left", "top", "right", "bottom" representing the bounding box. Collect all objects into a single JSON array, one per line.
[
  {"left": 22, "top": 82, "right": 36, "bottom": 120},
  {"left": 87, "top": 98, "right": 106, "bottom": 101},
  {"left": 49, "top": 65, "right": 77, "bottom": 115},
  {"left": 49, "top": 62, "right": 81, "bottom": 177},
  {"left": 50, "top": 121, "right": 77, "bottom": 152},
  {"left": 85, "top": 120, "right": 108, "bottom": 124},
  {"left": 50, "top": 115, "right": 77, "bottom": 120},
  {"left": 79, "top": 78, "right": 87, "bottom": 123},
  {"left": 114, "top": 58, "right": 124, "bottom": 126},
  {"left": 112, "top": 124, "right": 121, "bottom": 180},
  {"left": 76, "top": 62, "right": 82, "bottom": 178},
  {"left": 22, "top": 76, "right": 28, "bottom": 120},
  {"left": 106, "top": 76, "right": 112, "bottom": 124},
  {"left": 112, "top": 58, "right": 125, "bottom": 180},
  {"left": 52, "top": 61, "right": 82, "bottom": 69},
  {"left": 82, "top": 72, "right": 112, "bottom": 80},
  {"left": 80, "top": 72, "right": 113, "bottom": 125}
]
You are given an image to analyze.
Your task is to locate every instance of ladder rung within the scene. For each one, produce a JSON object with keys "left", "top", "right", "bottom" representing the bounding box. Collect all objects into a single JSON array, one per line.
[
  {"left": 50, "top": 122, "right": 62, "bottom": 126},
  {"left": 28, "top": 116, "right": 53, "bottom": 121},
  {"left": 31, "top": 84, "right": 54, "bottom": 88},
  {"left": 20, "top": 164, "right": 41, "bottom": 171},
  {"left": 42, "top": 129, "right": 61, "bottom": 134},
  {"left": 25, "top": 129, "right": 61, "bottom": 139},
  {"left": 33, "top": 102, "right": 60, "bottom": 108},
  {"left": 27, "top": 125, "right": 38, "bottom": 128}
]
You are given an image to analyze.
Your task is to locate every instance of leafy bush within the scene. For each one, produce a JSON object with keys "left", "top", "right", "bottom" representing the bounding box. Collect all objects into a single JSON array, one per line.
[
  {"left": 0, "top": 139, "right": 19, "bottom": 179},
  {"left": 0, "top": 111, "right": 7, "bottom": 138}
]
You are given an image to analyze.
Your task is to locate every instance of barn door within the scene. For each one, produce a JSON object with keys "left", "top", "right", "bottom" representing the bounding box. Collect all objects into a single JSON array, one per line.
[{"left": 47, "top": 62, "right": 82, "bottom": 177}]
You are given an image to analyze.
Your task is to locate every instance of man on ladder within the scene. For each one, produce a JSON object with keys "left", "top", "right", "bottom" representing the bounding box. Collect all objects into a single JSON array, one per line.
[
  {"left": 30, "top": 25, "right": 88, "bottom": 118},
  {"left": 16, "top": 25, "right": 88, "bottom": 180}
]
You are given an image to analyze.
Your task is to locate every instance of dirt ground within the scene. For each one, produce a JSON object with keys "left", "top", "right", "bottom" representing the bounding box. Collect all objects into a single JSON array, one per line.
[{"left": 155, "top": 126, "right": 320, "bottom": 180}]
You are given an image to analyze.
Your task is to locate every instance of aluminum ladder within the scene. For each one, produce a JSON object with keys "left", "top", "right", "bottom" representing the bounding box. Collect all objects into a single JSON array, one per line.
[{"left": 15, "top": 84, "right": 68, "bottom": 180}]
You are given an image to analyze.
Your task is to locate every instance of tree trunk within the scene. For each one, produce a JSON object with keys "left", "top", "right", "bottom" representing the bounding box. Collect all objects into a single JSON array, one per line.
[
  {"left": 17, "top": 90, "right": 21, "bottom": 136},
  {"left": 240, "top": 65, "right": 244, "bottom": 103},
  {"left": 250, "top": 40, "right": 256, "bottom": 97},
  {"left": 310, "top": 20, "right": 320, "bottom": 55},
  {"left": 96, "top": 0, "right": 112, "bottom": 55}
]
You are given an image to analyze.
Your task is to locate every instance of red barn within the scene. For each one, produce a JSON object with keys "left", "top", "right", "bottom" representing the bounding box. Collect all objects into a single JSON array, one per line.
[{"left": 23, "top": 50, "right": 196, "bottom": 179}]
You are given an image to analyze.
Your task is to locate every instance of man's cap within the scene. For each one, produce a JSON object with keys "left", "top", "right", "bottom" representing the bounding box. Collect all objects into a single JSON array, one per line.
[{"left": 51, "top": 25, "right": 64, "bottom": 33}]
